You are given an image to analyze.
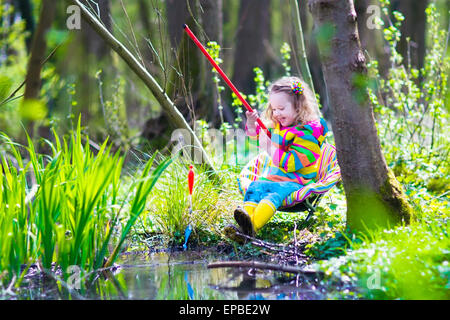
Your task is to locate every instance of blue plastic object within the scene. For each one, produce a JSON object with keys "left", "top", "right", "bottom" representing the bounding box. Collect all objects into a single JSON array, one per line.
[
  {"left": 184, "top": 271, "right": 194, "bottom": 299},
  {"left": 183, "top": 224, "right": 193, "bottom": 250}
]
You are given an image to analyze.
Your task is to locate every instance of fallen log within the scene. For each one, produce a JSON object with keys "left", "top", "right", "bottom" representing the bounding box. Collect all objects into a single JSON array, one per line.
[{"left": 207, "top": 261, "right": 321, "bottom": 275}]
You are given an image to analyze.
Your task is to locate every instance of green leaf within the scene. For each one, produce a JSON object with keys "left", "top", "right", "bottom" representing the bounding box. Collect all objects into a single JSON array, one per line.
[
  {"left": 20, "top": 99, "right": 48, "bottom": 121},
  {"left": 0, "top": 75, "right": 13, "bottom": 103}
]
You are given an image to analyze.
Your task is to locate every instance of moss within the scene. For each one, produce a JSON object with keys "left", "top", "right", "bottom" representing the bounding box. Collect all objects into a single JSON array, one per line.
[
  {"left": 427, "top": 176, "right": 450, "bottom": 194},
  {"left": 346, "top": 169, "right": 414, "bottom": 232},
  {"left": 379, "top": 168, "right": 414, "bottom": 225}
]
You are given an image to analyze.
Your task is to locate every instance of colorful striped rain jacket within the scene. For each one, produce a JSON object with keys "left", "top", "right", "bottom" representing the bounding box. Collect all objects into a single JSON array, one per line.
[{"left": 246, "top": 118, "right": 329, "bottom": 185}]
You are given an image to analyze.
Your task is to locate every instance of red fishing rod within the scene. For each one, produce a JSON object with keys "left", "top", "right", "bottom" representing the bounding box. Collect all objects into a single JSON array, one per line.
[{"left": 183, "top": 24, "right": 271, "bottom": 138}]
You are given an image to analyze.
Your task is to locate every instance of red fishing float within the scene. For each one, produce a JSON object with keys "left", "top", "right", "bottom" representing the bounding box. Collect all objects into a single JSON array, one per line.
[{"left": 188, "top": 165, "right": 194, "bottom": 197}]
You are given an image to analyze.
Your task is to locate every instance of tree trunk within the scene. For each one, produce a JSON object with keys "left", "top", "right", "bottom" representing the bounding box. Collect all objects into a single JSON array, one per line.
[
  {"left": 14, "top": 0, "right": 35, "bottom": 52},
  {"left": 393, "top": 0, "right": 428, "bottom": 70},
  {"left": 143, "top": 0, "right": 227, "bottom": 145},
  {"left": 80, "top": 0, "right": 112, "bottom": 59},
  {"left": 23, "top": 0, "right": 55, "bottom": 101},
  {"left": 165, "top": 0, "right": 223, "bottom": 124},
  {"left": 297, "top": 0, "right": 331, "bottom": 121},
  {"left": 201, "top": 0, "right": 224, "bottom": 126},
  {"left": 78, "top": 0, "right": 113, "bottom": 129},
  {"left": 354, "top": 0, "right": 389, "bottom": 77},
  {"left": 232, "top": 0, "right": 271, "bottom": 95},
  {"left": 23, "top": 0, "right": 56, "bottom": 138},
  {"left": 353, "top": 0, "right": 370, "bottom": 50},
  {"left": 308, "top": 0, "right": 412, "bottom": 231},
  {"left": 137, "top": 0, "right": 159, "bottom": 73}
]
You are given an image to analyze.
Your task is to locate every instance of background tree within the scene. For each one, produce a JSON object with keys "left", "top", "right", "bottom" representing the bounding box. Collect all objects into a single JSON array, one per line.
[
  {"left": 393, "top": 0, "right": 428, "bottom": 70},
  {"left": 142, "top": 0, "right": 227, "bottom": 147},
  {"left": 231, "top": 0, "right": 271, "bottom": 96},
  {"left": 78, "top": 0, "right": 129, "bottom": 145},
  {"left": 166, "top": 0, "right": 223, "bottom": 123},
  {"left": 22, "top": 0, "right": 56, "bottom": 141},
  {"left": 308, "top": 0, "right": 413, "bottom": 231},
  {"left": 13, "top": 0, "right": 35, "bottom": 51},
  {"left": 296, "top": 0, "right": 331, "bottom": 120}
]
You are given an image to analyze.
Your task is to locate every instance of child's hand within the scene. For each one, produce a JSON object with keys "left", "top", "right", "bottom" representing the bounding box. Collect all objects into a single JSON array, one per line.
[{"left": 245, "top": 110, "right": 259, "bottom": 130}]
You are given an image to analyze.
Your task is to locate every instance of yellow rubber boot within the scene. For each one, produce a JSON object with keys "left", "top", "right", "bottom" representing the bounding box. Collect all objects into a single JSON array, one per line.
[
  {"left": 243, "top": 202, "right": 257, "bottom": 219},
  {"left": 252, "top": 200, "right": 277, "bottom": 232},
  {"left": 234, "top": 204, "right": 256, "bottom": 236}
]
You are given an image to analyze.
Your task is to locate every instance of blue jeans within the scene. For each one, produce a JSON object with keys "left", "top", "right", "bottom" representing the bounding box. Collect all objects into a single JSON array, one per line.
[{"left": 244, "top": 180, "right": 303, "bottom": 209}]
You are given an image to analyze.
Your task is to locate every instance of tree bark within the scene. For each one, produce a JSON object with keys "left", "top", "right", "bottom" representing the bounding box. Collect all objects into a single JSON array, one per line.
[
  {"left": 142, "top": 0, "right": 227, "bottom": 145},
  {"left": 308, "top": 0, "right": 412, "bottom": 231},
  {"left": 393, "top": 0, "right": 428, "bottom": 70},
  {"left": 231, "top": 0, "right": 271, "bottom": 95},
  {"left": 297, "top": 0, "right": 331, "bottom": 121},
  {"left": 23, "top": 0, "right": 55, "bottom": 101},
  {"left": 14, "top": 0, "right": 35, "bottom": 52},
  {"left": 23, "top": 0, "right": 56, "bottom": 138},
  {"left": 78, "top": 0, "right": 113, "bottom": 125},
  {"left": 80, "top": 0, "right": 112, "bottom": 59},
  {"left": 201, "top": 0, "right": 224, "bottom": 126},
  {"left": 165, "top": 0, "right": 223, "bottom": 124},
  {"left": 137, "top": 0, "right": 158, "bottom": 73},
  {"left": 354, "top": 0, "right": 389, "bottom": 77}
]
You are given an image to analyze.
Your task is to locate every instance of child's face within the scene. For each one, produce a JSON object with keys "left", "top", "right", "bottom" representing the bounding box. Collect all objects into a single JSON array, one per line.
[{"left": 269, "top": 92, "right": 297, "bottom": 127}]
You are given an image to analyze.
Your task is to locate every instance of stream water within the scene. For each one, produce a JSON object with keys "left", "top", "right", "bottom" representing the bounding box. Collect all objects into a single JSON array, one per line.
[{"left": 11, "top": 251, "right": 354, "bottom": 300}]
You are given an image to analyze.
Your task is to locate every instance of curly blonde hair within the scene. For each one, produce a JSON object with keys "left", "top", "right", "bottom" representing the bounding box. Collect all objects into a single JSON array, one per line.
[{"left": 264, "top": 76, "right": 319, "bottom": 127}]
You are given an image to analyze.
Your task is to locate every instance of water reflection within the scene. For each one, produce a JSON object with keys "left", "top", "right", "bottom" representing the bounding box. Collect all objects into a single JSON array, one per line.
[{"left": 13, "top": 251, "right": 335, "bottom": 300}]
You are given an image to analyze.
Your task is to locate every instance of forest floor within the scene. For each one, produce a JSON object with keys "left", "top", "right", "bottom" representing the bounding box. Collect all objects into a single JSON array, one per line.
[{"left": 125, "top": 170, "right": 449, "bottom": 300}]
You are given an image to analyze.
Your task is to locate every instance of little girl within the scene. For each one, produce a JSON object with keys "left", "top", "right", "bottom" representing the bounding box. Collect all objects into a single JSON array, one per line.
[{"left": 225, "top": 76, "right": 329, "bottom": 240}]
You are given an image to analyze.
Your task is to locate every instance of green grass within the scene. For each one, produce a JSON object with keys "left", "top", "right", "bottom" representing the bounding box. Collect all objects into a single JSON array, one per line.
[
  {"left": 142, "top": 155, "right": 241, "bottom": 246},
  {"left": 1, "top": 122, "right": 447, "bottom": 300},
  {"left": 316, "top": 215, "right": 449, "bottom": 299},
  {"left": 309, "top": 179, "right": 449, "bottom": 300},
  {"left": 0, "top": 120, "right": 171, "bottom": 290}
]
